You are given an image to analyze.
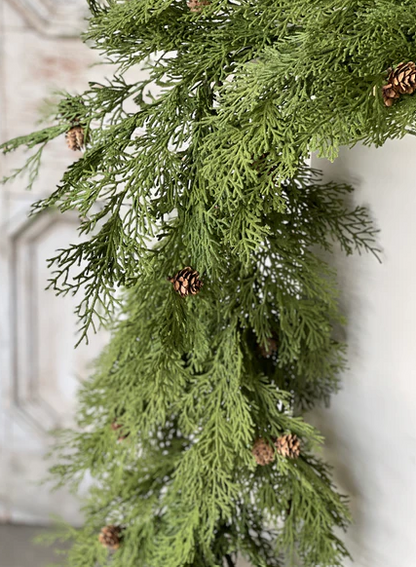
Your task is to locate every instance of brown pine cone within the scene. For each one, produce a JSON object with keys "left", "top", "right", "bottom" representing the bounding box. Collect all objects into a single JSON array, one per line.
[
  {"left": 382, "top": 84, "right": 400, "bottom": 107},
  {"left": 66, "top": 125, "right": 84, "bottom": 151},
  {"left": 275, "top": 434, "right": 301, "bottom": 459},
  {"left": 258, "top": 336, "right": 278, "bottom": 358},
  {"left": 169, "top": 267, "right": 203, "bottom": 297},
  {"left": 111, "top": 421, "right": 129, "bottom": 441},
  {"left": 98, "top": 525, "right": 122, "bottom": 550},
  {"left": 187, "top": 0, "right": 209, "bottom": 12},
  {"left": 383, "top": 62, "right": 416, "bottom": 106},
  {"left": 251, "top": 152, "right": 278, "bottom": 178},
  {"left": 252, "top": 438, "right": 275, "bottom": 466}
]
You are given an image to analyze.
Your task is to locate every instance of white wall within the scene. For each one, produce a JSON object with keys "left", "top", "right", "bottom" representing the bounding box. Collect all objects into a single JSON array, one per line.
[{"left": 311, "top": 139, "right": 416, "bottom": 567}]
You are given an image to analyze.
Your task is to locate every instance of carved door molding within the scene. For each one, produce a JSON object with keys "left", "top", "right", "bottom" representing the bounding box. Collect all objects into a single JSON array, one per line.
[
  {"left": 7, "top": 0, "right": 88, "bottom": 36},
  {"left": 0, "top": 0, "right": 107, "bottom": 524}
]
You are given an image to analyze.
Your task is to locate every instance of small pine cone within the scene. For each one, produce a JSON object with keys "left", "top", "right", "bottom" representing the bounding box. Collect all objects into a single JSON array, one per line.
[
  {"left": 187, "top": 0, "right": 209, "bottom": 11},
  {"left": 111, "top": 421, "right": 129, "bottom": 441},
  {"left": 383, "top": 62, "right": 416, "bottom": 106},
  {"left": 252, "top": 438, "right": 275, "bottom": 466},
  {"left": 258, "top": 337, "right": 278, "bottom": 358},
  {"left": 275, "top": 434, "right": 301, "bottom": 459},
  {"left": 251, "top": 152, "right": 277, "bottom": 178},
  {"left": 169, "top": 267, "right": 203, "bottom": 297},
  {"left": 98, "top": 525, "right": 122, "bottom": 550},
  {"left": 66, "top": 125, "right": 84, "bottom": 151},
  {"left": 389, "top": 61, "right": 416, "bottom": 94},
  {"left": 382, "top": 84, "right": 400, "bottom": 107}
]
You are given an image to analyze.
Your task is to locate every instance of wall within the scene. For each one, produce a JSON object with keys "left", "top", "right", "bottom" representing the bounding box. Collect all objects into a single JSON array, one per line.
[
  {"left": 0, "top": 0, "right": 109, "bottom": 524},
  {"left": 311, "top": 140, "right": 416, "bottom": 567}
]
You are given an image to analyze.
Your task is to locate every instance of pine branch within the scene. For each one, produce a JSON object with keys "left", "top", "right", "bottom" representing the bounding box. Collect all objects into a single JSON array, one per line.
[{"left": 0, "top": 0, "right": 396, "bottom": 565}]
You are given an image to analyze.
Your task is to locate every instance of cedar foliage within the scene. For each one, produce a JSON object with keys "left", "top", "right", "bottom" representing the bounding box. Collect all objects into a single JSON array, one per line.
[{"left": 5, "top": 0, "right": 413, "bottom": 565}]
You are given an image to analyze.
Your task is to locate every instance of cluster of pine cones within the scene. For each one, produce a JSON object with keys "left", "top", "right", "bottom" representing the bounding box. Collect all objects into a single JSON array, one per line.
[
  {"left": 382, "top": 61, "right": 416, "bottom": 107},
  {"left": 252, "top": 434, "right": 301, "bottom": 466}
]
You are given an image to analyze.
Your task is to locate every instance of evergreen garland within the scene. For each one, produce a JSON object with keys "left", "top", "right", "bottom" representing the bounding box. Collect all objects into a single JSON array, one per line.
[{"left": 4, "top": 0, "right": 412, "bottom": 565}]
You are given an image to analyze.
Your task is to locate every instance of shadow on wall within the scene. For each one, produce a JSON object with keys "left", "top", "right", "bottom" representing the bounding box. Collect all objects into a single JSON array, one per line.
[{"left": 309, "top": 140, "right": 416, "bottom": 567}]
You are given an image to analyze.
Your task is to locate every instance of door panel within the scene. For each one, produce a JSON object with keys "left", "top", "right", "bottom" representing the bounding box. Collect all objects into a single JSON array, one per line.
[{"left": 0, "top": 0, "right": 107, "bottom": 524}]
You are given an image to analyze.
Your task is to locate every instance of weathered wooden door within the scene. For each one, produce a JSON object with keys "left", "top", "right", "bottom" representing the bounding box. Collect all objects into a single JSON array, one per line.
[{"left": 0, "top": 0, "right": 108, "bottom": 524}]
